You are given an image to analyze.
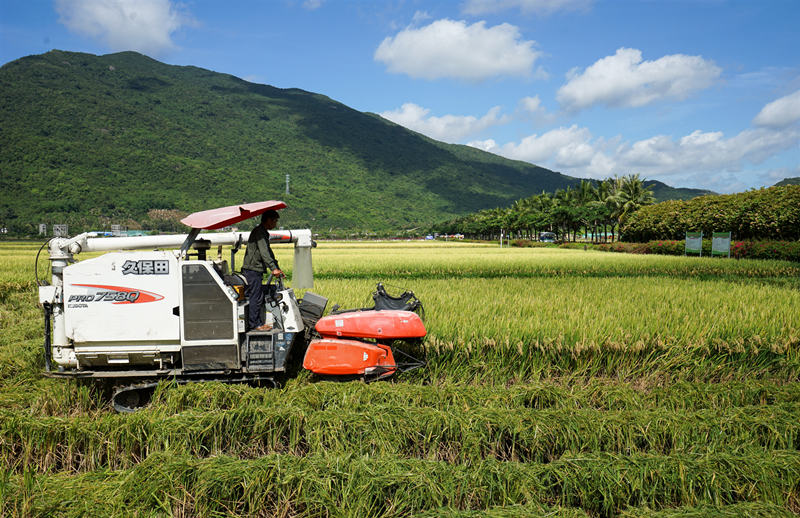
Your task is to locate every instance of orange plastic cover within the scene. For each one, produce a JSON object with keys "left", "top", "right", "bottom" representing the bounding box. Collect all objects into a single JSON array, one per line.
[
  {"left": 303, "top": 338, "right": 396, "bottom": 375},
  {"left": 315, "top": 310, "right": 426, "bottom": 340}
]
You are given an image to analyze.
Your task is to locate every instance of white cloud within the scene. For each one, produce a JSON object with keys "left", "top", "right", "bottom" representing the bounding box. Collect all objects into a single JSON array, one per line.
[
  {"left": 55, "top": 0, "right": 188, "bottom": 56},
  {"left": 467, "top": 139, "right": 497, "bottom": 152},
  {"left": 412, "top": 10, "right": 432, "bottom": 24},
  {"left": 753, "top": 89, "right": 800, "bottom": 128},
  {"left": 374, "top": 19, "right": 541, "bottom": 80},
  {"left": 519, "top": 95, "right": 543, "bottom": 114},
  {"left": 470, "top": 123, "right": 799, "bottom": 191},
  {"left": 487, "top": 125, "right": 613, "bottom": 174},
  {"left": 379, "top": 103, "right": 510, "bottom": 142},
  {"left": 303, "top": 0, "right": 324, "bottom": 10},
  {"left": 515, "top": 95, "right": 559, "bottom": 125},
  {"left": 761, "top": 166, "right": 800, "bottom": 185},
  {"left": 619, "top": 128, "right": 799, "bottom": 172},
  {"left": 462, "top": 0, "right": 592, "bottom": 16},
  {"left": 557, "top": 48, "right": 721, "bottom": 111}
]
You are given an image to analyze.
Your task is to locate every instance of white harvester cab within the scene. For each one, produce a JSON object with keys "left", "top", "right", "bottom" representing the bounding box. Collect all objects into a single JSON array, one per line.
[{"left": 37, "top": 201, "right": 326, "bottom": 407}]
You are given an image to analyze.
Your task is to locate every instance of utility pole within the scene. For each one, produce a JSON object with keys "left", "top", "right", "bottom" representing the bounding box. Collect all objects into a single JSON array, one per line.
[{"left": 285, "top": 174, "right": 290, "bottom": 196}]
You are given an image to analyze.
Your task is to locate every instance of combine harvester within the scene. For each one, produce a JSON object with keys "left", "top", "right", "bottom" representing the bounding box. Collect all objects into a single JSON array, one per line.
[{"left": 36, "top": 201, "right": 425, "bottom": 411}]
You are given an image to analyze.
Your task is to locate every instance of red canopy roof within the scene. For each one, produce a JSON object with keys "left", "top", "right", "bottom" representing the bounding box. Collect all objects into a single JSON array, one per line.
[{"left": 180, "top": 200, "right": 287, "bottom": 230}]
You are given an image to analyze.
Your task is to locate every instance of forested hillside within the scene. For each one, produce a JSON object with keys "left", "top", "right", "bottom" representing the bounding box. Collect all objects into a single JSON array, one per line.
[
  {"left": 642, "top": 180, "right": 713, "bottom": 201},
  {"left": 0, "top": 50, "right": 580, "bottom": 234},
  {"left": 0, "top": 50, "right": 712, "bottom": 235}
]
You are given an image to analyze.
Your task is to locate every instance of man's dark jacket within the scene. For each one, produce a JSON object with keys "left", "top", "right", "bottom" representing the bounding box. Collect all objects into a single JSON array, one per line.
[{"left": 242, "top": 224, "right": 279, "bottom": 272}]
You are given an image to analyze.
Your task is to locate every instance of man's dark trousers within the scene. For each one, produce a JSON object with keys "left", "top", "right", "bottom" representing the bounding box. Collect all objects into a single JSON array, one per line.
[{"left": 243, "top": 268, "right": 264, "bottom": 329}]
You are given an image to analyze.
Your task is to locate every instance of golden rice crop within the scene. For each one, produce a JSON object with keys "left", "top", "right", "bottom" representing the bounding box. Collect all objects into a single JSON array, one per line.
[
  {"left": 302, "top": 241, "right": 800, "bottom": 281},
  {"left": 313, "top": 276, "right": 800, "bottom": 351},
  {"left": 1, "top": 239, "right": 798, "bottom": 517}
]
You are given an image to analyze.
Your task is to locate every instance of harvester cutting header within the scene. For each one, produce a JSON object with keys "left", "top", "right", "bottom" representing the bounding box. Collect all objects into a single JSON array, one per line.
[{"left": 37, "top": 201, "right": 425, "bottom": 410}]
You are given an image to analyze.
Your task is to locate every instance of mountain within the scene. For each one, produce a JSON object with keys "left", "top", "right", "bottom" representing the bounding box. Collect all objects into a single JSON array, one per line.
[
  {"left": 0, "top": 50, "right": 704, "bottom": 235},
  {"left": 774, "top": 177, "right": 800, "bottom": 187},
  {"left": 0, "top": 50, "right": 574, "bottom": 234},
  {"left": 643, "top": 180, "right": 715, "bottom": 202}
]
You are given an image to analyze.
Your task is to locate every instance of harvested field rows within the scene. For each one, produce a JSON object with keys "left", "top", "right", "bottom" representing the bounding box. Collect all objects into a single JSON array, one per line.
[
  {"left": 0, "top": 241, "right": 798, "bottom": 516},
  {"left": 2, "top": 451, "right": 798, "bottom": 517}
]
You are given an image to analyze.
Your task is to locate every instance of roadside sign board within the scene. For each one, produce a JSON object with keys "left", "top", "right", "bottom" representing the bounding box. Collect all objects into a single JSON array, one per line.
[
  {"left": 685, "top": 231, "right": 703, "bottom": 256},
  {"left": 712, "top": 231, "right": 731, "bottom": 257}
]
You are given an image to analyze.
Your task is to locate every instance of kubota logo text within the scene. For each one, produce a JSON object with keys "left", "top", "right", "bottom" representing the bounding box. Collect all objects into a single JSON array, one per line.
[{"left": 69, "top": 284, "right": 164, "bottom": 304}]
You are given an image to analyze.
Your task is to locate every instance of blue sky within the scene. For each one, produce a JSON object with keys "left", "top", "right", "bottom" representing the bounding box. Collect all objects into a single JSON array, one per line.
[{"left": 1, "top": 0, "right": 798, "bottom": 193}]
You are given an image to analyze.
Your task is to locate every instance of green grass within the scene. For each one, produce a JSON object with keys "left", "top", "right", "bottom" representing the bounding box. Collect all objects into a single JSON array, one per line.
[{"left": 0, "top": 240, "right": 798, "bottom": 516}]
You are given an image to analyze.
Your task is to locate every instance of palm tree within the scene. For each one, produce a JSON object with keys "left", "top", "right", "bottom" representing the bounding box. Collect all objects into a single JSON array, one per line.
[
  {"left": 600, "top": 178, "right": 622, "bottom": 242},
  {"left": 552, "top": 187, "right": 577, "bottom": 241},
  {"left": 614, "top": 174, "right": 656, "bottom": 225},
  {"left": 575, "top": 180, "right": 598, "bottom": 241},
  {"left": 599, "top": 174, "right": 655, "bottom": 242},
  {"left": 511, "top": 197, "right": 535, "bottom": 239},
  {"left": 439, "top": 174, "right": 654, "bottom": 243}
]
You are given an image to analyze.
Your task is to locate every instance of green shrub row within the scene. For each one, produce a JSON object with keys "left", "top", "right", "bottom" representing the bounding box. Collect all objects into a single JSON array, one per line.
[
  {"left": 619, "top": 185, "right": 800, "bottom": 242},
  {"left": 561, "top": 239, "right": 800, "bottom": 262}
]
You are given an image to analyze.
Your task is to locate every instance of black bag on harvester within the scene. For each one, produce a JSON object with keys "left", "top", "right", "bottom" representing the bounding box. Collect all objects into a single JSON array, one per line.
[
  {"left": 330, "top": 283, "right": 424, "bottom": 316},
  {"left": 372, "top": 283, "right": 423, "bottom": 313}
]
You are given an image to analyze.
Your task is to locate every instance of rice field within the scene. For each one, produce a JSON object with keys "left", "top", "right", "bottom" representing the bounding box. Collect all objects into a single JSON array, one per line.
[{"left": 0, "top": 240, "right": 799, "bottom": 517}]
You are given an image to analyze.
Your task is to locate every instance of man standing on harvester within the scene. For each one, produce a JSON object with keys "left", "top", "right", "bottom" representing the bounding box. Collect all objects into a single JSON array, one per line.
[{"left": 242, "top": 210, "right": 284, "bottom": 331}]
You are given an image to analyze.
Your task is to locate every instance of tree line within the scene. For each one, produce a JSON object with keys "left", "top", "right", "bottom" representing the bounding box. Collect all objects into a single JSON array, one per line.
[
  {"left": 620, "top": 185, "right": 800, "bottom": 242},
  {"left": 439, "top": 175, "right": 656, "bottom": 242}
]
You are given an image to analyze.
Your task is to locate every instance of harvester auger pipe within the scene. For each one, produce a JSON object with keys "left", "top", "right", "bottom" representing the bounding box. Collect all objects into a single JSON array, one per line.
[{"left": 49, "top": 229, "right": 311, "bottom": 254}]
